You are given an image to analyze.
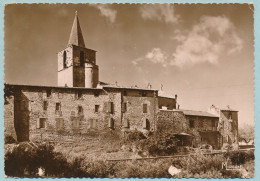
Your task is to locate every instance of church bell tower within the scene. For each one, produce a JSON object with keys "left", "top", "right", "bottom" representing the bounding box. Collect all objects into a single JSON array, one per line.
[{"left": 57, "top": 11, "right": 99, "bottom": 88}]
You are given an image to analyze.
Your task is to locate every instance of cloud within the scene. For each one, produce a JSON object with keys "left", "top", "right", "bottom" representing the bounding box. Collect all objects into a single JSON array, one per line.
[
  {"left": 91, "top": 4, "right": 117, "bottom": 23},
  {"left": 171, "top": 16, "right": 243, "bottom": 68},
  {"left": 132, "top": 48, "right": 169, "bottom": 67},
  {"left": 133, "top": 16, "right": 243, "bottom": 69},
  {"left": 139, "top": 4, "right": 179, "bottom": 23}
]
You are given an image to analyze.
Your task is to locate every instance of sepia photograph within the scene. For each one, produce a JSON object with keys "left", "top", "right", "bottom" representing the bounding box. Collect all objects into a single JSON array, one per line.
[{"left": 4, "top": 3, "right": 255, "bottom": 178}]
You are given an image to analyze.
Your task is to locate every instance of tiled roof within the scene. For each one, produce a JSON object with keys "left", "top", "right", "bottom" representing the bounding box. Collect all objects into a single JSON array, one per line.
[{"left": 182, "top": 110, "right": 219, "bottom": 118}]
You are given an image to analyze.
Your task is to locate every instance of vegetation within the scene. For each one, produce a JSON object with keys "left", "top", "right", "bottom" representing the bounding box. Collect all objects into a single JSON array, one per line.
[
  {"left": 5, "top": 141, "right": 254, "bottom": 178},
  {"left": 121, "top": 131, "right": 179, "bottom": 156},
  {"left": 238, "top": 124, "right": 254, "bottom": 143}
]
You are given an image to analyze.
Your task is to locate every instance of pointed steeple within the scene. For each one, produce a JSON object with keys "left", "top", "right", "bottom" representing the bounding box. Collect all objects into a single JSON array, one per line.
[{"left": 68, "top": 11, "right": 85, "bottom": 48}]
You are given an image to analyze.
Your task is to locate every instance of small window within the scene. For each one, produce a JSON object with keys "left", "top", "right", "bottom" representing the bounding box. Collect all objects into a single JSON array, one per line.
[
  {"left": 211, "top": 120, "right": 216, "bottom": 127},
  {"left": 143, "top": 104, "right": 147, "bottom": 113},
  {"left": 89, "top": 119, "right": 96, "bottom": 128},
  {"left": 43, "top": 101, "right": 48, "bottom": 111},
  {"left": 123, "top": 102, "right": 127, "bottom": 113},
  {"left": 229, "top": 112, "right": 232, "bottom": 119},
  {"left": 143, "top": 119, "right": 150, "bottom": 130},
  {"left": 123, "top": 119, "right": 129, "bottom": 128},
  {"left": 94, "top": 92, "right": 99, "bottom": 97},
  {"left": 199, "top": 120, "right": 204, "bottom": 128},
  {"left": 107, "top": 102, "right": 114, "bottom": 114},
  {"left": 58, "top": 92, "right": 63, "bottom": 99},
  {"left": 108, "top": 118, "right": 114, "bottom": 129},
  {"left": 56, "top": 103, "right": 61, "bottom": 111},
  {"left": 46, "top": 89, "right": 51, "bottom": 98},
  {"left": 56, "top": 118, "right": 64, "bottom": 130},
  {"left": 80, "top": 51, "right": 84, "bottom": 67},
  {"left": 78, "top": 105, "right": 83, "bottom": 114},
  {"left": 37, "top": 118, "right": 47, "bottom": 129},
  {"left": 189, "top": 120, "right": 195, "bottom": 128},
  {"left": 123, "top": 90, "right": 127, "bottom": 96},
  {"left": 142, "top": 91, "right": 147, "bottom": 97},
  {"left": 95, "top": 105, "right": 99, "bottom": 113},
  {"left": 63, "top": 51, "right": 67, "bottom": 68},
  {"left": 76, "top": 91, "right": 83, "bottom": 99},
  {"left": 72, "top": 117, "right": 80, "bottom": 129}
]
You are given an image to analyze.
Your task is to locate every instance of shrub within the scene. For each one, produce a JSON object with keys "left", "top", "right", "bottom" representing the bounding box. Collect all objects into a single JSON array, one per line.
[
  {"left": 5, "top": 135, "right": 17, "bottom": 144},
  {"left": 224, "top": 150, "right": 255, "bottom": 165}
]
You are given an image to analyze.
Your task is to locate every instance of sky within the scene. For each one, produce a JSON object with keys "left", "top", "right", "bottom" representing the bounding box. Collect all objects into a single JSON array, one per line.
[{"left": 4, "top": 4, "right": 254, "bottom": 127}]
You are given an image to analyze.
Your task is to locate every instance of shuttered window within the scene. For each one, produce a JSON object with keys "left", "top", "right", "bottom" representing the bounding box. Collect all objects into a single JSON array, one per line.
[
  {"left": 56, "top": 118, "right": 64, "bottom": 129},
  {"left": 123, "top": 119, "right": 129, "bottom": 128},
  {"left": 72, "top": 117, "right": 79, "bottom": 129},
  {"left": 143, "top": 104, "right": 147, "bottom": 113},
  {"left": 89, "top": 119, "right": 96, "bottom": 128},
  {"left": 108, "top": 118, "right": 114, "bottom": 129},
  {"left": 143, "top": 119, "right": 150, "bottom": 130},
  {"left": 107, "top": 102, "right": 114, "bottom": 114},
  {"left": 37, "top": 118, "right": 47, "bottom": 129},
  {"left": 58, "top": 92, "right": 63, "bottom": 99}
]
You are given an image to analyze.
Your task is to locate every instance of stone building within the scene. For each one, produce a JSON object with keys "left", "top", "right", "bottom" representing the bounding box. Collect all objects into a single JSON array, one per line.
[{"left": 4, "top": 12, "right": 238, "bottom": 149}]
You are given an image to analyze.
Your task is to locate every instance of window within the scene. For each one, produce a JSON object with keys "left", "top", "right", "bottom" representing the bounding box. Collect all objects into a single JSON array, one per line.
[
  {"left": 143, "top": 119, "right": 150, "bottom": 130},
  {"left": 199, "top": 120, "right": 204, "bottom": 128},
  {"left": 78, "top": 105, "right": 83, "bottom": 114},
  {"left": 89, "top": 119, "right": 97, "bottom": 128},
  {"left": 211, "top": 120, "right": 216, "bottom": 127},
  {"left": 56, "top": 118, "right": 64, "bottom": 130},
  {"left": 123, "top": 119, "right": 129, "bottom": 128},
  {"left": 108, "top": 118, "right": 114, "bottom": 129},
  {"left": 43, "top": 101, "right": 48, "bottom": 111},
  {"left": 56, "top": 103, "right": 61, "bottom": 111},
  {"left": 72, "top": 117, "right": 79, "bottom": 129},
  {"left": 76, "top": 91, "right": 83, "bottom": 99},
  {"left": 107, "top": 102, "right": 114, "bottom": 114},
  {"left": 46, "top": 89, "right": 51, "bottom": 98},
  {"left": 94, "top": 92, "right": 99, "bottom": 97},
  {"left": 189, "top": 120, "right": 195, "bottom": 128},
  {"left": 123, "top": 102, "right": 127, "bottom": 113},
  {"left": 63, "top": 51, "right": 67, "bottom": 68},
  {"left": 80, "top": 51, "right": 84, "bottom": 66},
  {"left": 123, "top": 90, "right": 127, "bottom": 96},
  {"left": 37, "top": 118, "right": 47, "bottom": 129},
  {"left": 142, "top": 91, "right": 147, "bottom": 97},
  {"left": 58, "top": 92, "right": 63, "bottom": 99},
  {"left": 229, "top": 112, "right": 233, "bottom": 119},
  {"left": 71, "top": 111, "right": 75, "bottom": 117},
  {"left": 143, "top": 104, "right": 147, "bottom": 113},
  {"left": 95, "top": 105, "right": 99, "bottom": 113}
]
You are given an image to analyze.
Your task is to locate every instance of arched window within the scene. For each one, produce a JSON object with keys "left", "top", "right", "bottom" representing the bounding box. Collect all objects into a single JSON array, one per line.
[
  {"left": 80, "top": 51, "right": 84, "bottom": 67},
  {"left": 63, "top": 51, "right": 67, "bottom": 68}
]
